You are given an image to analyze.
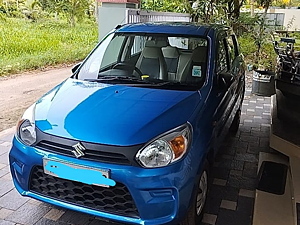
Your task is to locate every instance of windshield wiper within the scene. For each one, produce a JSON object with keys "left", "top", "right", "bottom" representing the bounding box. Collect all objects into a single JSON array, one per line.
[{"left": 84, "top": 76, "right": 150, "bottom": 83}]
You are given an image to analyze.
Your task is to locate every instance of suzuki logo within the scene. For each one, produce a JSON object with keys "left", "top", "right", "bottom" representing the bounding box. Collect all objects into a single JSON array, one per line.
[{"left": 72, "top": 142, "right": 86, "bottom": 158}]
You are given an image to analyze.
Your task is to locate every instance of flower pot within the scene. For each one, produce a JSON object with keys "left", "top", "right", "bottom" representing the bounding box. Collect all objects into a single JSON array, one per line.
[{"left": 252, "top": 70, "right": 275, "bottom": 96}]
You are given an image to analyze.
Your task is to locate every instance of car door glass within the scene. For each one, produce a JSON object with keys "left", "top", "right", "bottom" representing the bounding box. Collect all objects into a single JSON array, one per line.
[
  {"left": 226, "top": 37, "right": 235, "bottom": 65},
  {"left": 217, "top": 39, "right": 229, "bottom": 73}
]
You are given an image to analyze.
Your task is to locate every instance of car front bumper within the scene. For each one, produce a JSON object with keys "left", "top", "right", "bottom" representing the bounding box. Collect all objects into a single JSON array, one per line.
[{"left": 9, "top": 136, "right": 198, "bottom": 225}]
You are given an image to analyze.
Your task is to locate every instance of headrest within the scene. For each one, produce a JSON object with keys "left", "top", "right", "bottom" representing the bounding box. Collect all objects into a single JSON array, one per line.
[
  {"left": 145, "top": 39, "right": 168, "bottom": 48},
  {"left": 192, "top": 46, "right": 207, "bottom": 63},
  {"left": 142, "top": 47, "right": 163, "bottom": 58},
  {"left": 162, "top": 46, "right": 180, "bottom": 58}
]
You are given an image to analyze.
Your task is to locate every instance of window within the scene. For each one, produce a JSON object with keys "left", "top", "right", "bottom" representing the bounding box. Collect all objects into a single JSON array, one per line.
[
  {"left": 100, "top": 36, "right": 125, "bottom": 68},
  {"left": 226, "top": 34, "right": 240, "bottom": 64},
  {"left": 217, "top": 38, "right": 229, "bottom": 72}
]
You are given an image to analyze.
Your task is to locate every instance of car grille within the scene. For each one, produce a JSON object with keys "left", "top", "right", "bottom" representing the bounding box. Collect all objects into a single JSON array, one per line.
[
  {"left": 36, "top": 140, "right": 131, "bottom": 165},
  {"left": 29, "top": 166, "right": 139, "bottom": 218}
]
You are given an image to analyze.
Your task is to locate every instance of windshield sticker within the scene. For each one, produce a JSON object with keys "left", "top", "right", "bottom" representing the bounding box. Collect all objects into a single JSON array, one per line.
[{"left": 192, "top": 66, "right": 202, "bottom": 77}]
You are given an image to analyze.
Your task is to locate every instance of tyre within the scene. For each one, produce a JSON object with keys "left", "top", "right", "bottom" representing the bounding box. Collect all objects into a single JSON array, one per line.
[
  {"left": 229, "top": 108, "right": 241, "bottom": 133},
  {"left": 180, "top": 162, "right": 209, "bottom": 225}
]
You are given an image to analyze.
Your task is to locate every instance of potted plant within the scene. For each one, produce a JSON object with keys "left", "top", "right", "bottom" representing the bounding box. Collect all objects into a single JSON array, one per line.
[{"left": 251, "top": 13, "right": 276, "bottom": 96}]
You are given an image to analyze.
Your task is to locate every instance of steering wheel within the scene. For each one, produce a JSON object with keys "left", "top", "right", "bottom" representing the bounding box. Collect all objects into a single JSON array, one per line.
[{"left": 112, "top": 63, "right": 143, "bottom": 77}]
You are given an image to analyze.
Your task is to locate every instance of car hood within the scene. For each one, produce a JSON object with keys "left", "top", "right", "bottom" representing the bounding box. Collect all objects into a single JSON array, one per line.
[{"left": 35, "top": 78, "right": 201, "bottom": 146}]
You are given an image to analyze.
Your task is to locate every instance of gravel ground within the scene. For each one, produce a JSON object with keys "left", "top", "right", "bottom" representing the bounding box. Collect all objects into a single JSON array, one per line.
[{"left": 0, "top": 66, "right": 73, "bottom": 132}]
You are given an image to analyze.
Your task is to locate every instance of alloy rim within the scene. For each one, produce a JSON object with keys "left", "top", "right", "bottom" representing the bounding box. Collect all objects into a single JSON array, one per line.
[{"left": 196, "top": 170, "right": 208, "bottom": 215}]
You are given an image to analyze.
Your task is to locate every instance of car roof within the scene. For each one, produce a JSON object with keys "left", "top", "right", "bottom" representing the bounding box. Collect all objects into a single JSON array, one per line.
[{"left": 116, "top": 22, "right": 230, "bottom": 37}]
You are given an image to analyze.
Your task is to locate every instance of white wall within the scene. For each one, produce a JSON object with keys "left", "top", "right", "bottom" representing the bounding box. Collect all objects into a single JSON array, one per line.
[
  {"left": 271, "top": 9, "right": 300, "bottom": 30},
  {"left": 98, "top": 3, "right": 137, "bottom": 41}
]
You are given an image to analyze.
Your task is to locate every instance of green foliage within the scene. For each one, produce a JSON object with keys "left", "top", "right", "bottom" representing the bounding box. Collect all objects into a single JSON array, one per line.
[
  {"left": 0, "top": 18, "right": 98, "bottom": 75},
  {"left": 141, "top": 0, "right": 189, "bottom": 13},
  {"left": 238, "top": 32, "right": 277, "bottom": 71},
  {"left": 21, "top": 0, "right": 43, "bottom": 22},
  {"left": 37, "top": 0, "right": 93, "bottom": 26}
]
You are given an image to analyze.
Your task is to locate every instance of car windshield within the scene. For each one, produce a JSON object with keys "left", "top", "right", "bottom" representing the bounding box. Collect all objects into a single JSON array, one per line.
[{"left": 77, "top": 32, "right": 208, "bottom": 90}]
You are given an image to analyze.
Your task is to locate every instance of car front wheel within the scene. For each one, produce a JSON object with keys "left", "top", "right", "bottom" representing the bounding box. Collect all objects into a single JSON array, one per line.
[{"left": 180, "top": 162, "right": 209, "bottom": 225}]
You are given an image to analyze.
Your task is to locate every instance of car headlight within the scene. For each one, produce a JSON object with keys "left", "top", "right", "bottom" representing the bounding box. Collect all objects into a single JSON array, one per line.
[
  {"left": 16, "top": 104, "right": 36, "bottom": 146},
  {"left": 136, "top": 123, "right": 192, "bottom": 168}
]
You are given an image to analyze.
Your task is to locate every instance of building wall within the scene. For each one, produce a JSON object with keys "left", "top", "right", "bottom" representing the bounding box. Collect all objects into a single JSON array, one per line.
[{"left": 270, "top": 9, "right": 300, "bottom": 30}]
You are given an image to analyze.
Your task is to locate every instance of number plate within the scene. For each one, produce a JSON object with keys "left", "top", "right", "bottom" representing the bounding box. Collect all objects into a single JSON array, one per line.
[{"left": 43, "top": 158, "right": 116, "bottom": 187}]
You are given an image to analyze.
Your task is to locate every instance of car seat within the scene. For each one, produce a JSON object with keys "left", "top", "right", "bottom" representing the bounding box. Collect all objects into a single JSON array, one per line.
[
  {"left": 179, "top": 46, "right": 207, "bottom": 84},
  {"left": 162, "top": 46, "right": 180, "bottom": 81},
  {"left": 136, "top": 40, "right": 168, "bottom": 80}
]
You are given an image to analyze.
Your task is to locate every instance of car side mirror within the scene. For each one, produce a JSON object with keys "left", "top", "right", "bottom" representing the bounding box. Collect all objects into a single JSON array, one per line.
[{"left": 71, "top": 63, "right": 81, "bottom": 74}]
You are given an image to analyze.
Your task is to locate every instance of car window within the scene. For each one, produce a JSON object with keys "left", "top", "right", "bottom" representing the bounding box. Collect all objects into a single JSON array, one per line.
[
  {"left": 131, "top": 36, "right": 147, "bottom": 56},
  {"left": 101, "top": 36, "right": 125, "bottom": 68},
  {"left": 226, "top": 38, "right": 234, "bottom": 64},
  {"left": 217, "top": 38, "right": 229, "bottom": 73},
  {"left": 77, "top": 33, "right": 114, "bottom": 80},
  {"left": 226, "top": 34, "right": 239, "bottom": 64},
  {"left": 230, "top": 34, "right": 240, "bottom": 57}
]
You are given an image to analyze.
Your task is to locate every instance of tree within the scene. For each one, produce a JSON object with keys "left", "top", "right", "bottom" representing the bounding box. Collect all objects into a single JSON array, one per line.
[
  {"left": 37, "top": 0, "right": 93, "bottom": 26},
  {"left": 141, "top": 0, "right": 190, "bottom": 13},
  {"left": 63, "top": 0, "right": 91, "bottom": 26},
  {"left": 21, "top": 0, "right": 42, "bottom": 22}
]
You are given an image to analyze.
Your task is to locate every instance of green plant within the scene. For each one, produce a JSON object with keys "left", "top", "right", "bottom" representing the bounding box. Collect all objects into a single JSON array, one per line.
[{"left": 238, "top": 32, "right": 276, "bottom": 71}]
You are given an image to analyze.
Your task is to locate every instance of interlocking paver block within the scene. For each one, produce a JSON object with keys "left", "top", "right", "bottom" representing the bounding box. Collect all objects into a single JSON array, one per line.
[
  {"left": 0, "top": 142, "right": 11, "bottom": 147},
  {"left": 216, "top": 209, "right": 237, "bottom": 225},
  {"left": 0, "top": 146, "right": 10, "bottom": 157},
  {"left": 35, "top": 218, "right": 70, "bottom": 225},
  {"left": 243, "top": 162, "right": 258, "bottom": 179},
  {"left": 0, "top": 169, "right": 9, "bottom": 179},
  {"left": 0, "top": 153, "right": 9, "bottom": 165},
  {"left": 235, "top": 153, "right": 258, "bottom": 163},
  {"left": 230, "top": 160, "right": 244, "bottom": 171},
  {"left": 0, "top": 179, "right": 14, "bottom": 197},
  {"left": 220, "top": 200, "right": 237, "bottom": 210},
  {"left": 228, "top": 175, "right": 256, "bottom": 189},
  {"left": 202, "top": 213, "right": 217, "bottom": 225},
  {"left": 5, "top": 202, "right": 51, "bottom": 224},
  {"left": 211, "top": 167, "right": 230, "bottom": 180},
  {"left": 208, "top": 185, "right": 239, "bottom": 202},
  {"left": 239, "top": 135, "right": 259, "bottom": 143},
  {"left": 28, "top": 199, "right": 42, "bottom": 206},
  {"left": 2, "top": 173, "right": 11, "bottom": 181},
  {"left": 0, "top": 189, "right": 29, "bottom": 210},
  {"left": 239, "top": 189, "right": 255, "bottom": 198},
  {"left": 213, "top": 178, "right": 227, "bottom": 186},
  {"left": 0, "top": 208, "right": 13, "bottom": 219},
  {"left": 44, "top": 208, "right": 65, "bottom": 221},
  {"left": 229, "top": 170, "right": 243, "bottom": 177},
  {"left": 57, "top": 210, "right": 94, "bottom": 225},
  {"left": 0, "top": 220, "right": 15, "bottom": 225}
]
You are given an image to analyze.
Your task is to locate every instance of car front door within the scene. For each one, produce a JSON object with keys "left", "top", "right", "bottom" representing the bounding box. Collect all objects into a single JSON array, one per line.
[{"left": 212, "top": 33, "right": 237, "bottom": 151}]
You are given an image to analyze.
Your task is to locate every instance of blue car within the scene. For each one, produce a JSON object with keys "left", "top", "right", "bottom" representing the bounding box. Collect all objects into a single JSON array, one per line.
[{"left": 9, "top": 22, "right": 245, "bottom": 225}]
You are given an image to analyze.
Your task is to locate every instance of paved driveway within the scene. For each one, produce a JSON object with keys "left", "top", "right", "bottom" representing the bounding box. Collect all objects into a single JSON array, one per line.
[{"left": 0, "top": 89, "right": 272, "bottom": 225}]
